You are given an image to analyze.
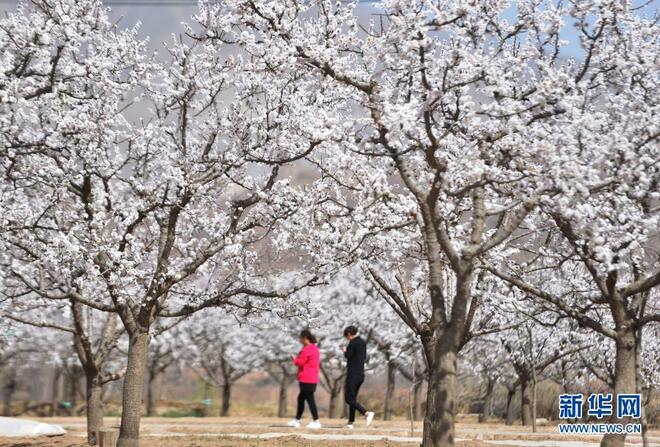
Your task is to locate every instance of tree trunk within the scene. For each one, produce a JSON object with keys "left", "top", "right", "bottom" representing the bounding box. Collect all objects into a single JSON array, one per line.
[
  {"left": 328, "top": 391, "right": 337, "bottom": 419},
  {"left": 67, "top": 371, "right": 80, "bottom": 416},
  {"left": 1, "top": 367, "right": 17, "bottom": 417},
  {"left": 146, "top": 370, "right": 157, "bottom": 417},
  {"left": 85, "top": 371, "right": 104, "bottom": 445},
  {"left": 413, "top": 379, "right": 423, "bottom": 421},
  {"left": 328, "top": 383, "right": 342, "bottom": 419},
  {"left": 505, "top": 386, "right": 516, "bottom": 425},
  {"left": 520, "top": 376, "right": 532, "bottom": 426},
  {"left": 600, "top": 332, "right": 637, "bottom": 447},
  {"left": 530, "top": 367, "right": 537, "bottom": 433},
  {"left": 422, "top": 344, "right": 458, "bottom": 447},
  {"left": 117, "top": 331, "right": 150, "bottom": 447},
  {"left": 636, "top": 330, "right": 649, "bottom": 447},
  {"left": 384, "top": 362, "right": 396, "bottom": 421},
  {"left": 220, "top": 383, "right": 231, "bottom": 417},
  {"left": 50, "top": 368, "right": 61, "bottom": 417},
  {"left": 640, "top": 390, "right": 649, "bottom": 447},
  {"left": 277, "top": 374, "right": 291, "bottom": 418},
  {"left": 478, "top": 378, "right": 495, "bottom": 423},
  {"left": 560, "top": 360, "right": 572, "bottom": 394}
]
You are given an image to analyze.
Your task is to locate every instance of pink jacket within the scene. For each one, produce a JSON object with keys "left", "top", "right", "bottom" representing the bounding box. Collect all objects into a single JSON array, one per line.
[{"left": 293, "top": 343, "right": 320, "bottom": 384}]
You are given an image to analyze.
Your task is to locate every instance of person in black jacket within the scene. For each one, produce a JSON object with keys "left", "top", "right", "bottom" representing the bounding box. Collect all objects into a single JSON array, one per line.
[{"left": 341, "top": 326, "right": 375, "bottom": 428}]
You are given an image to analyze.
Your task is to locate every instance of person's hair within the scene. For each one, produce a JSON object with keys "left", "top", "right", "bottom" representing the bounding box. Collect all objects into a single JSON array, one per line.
[
  {"left": 299, "top": 329, "right": 317, "bottom": 344},
  {"left": 343, "top": 325, "right": 358, "bottom": 337}
]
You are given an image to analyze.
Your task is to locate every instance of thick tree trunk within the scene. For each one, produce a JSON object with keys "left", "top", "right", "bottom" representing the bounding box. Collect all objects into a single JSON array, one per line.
[
  {"left": 277, "top": 374, "right": 291, "bottom": 418},
  {"left": 478, "top": 378, "right": 495, "bottom": 423},
  {"left": 520, "top": 377, "right": 532, "bottom": 426},
  {"left": 505, "top": 386, "right": 516, "bottom": 425},
  {"left": 220, "top": 383, "right": 231, "bottom": 417},
  {"left": 384, "top": 362, "right": 396, "bottom": 421},
  {"left": 636, "top": 330, "right": 649, "bottom": 447},
  {"left": 85, "top": 372, "right": 104, "bottom": 445},
  {"left": 117, "top": 331, "right": 150, "bottom": 447},
  {"left": 146, "top": 370, "right": 157, "bottom": 417},
  {"left": 1, "top": 368, "right": 17, "bottom": 417},
  {"left": 600, "top": 332, "right": 637, "bottom": 447},
  {"left": 422, "top": 345, "right": 458, "bottom": 447},
  {"left": 413, "top": 379, "right": 423, "bottom": 421}
]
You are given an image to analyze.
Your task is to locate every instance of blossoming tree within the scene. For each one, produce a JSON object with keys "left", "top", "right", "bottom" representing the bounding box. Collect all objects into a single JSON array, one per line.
[
  {"left": 192, "top": 0, "right": 599, "bottom": 444},
  {"left": 486, "top": 8, "right": 659, "bottom": 441},
  {"left": 1, "top": 1, "right": 324, "bottom": 445}
]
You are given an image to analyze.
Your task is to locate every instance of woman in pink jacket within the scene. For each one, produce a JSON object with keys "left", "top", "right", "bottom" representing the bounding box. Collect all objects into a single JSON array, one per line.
[{"left": 288, "top": 329, "right": 321, "bottom": 429}]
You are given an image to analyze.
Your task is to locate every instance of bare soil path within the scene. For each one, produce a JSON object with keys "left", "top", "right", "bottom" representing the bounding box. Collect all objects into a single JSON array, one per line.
[{"left": 0, "top": 417, "right": 657, "bottom": 447}]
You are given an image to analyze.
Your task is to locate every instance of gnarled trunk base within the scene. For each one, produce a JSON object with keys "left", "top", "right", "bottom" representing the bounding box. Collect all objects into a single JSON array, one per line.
[{"left": 422, "top": 346, "right": 457, "bottom": 447}]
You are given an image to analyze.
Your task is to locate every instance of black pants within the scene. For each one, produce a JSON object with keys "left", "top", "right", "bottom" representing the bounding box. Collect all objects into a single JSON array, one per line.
[
  {"left": 345, "top": 375, "right": 366, "bottom": 423},
  {"left": 296, "top": 382, "right": 319, "bottom": 420}
]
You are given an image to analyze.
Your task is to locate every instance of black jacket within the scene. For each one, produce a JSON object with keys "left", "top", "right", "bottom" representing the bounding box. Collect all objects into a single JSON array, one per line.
[{"left": 344, "top": 336, "right": 367, "bottom": 377}]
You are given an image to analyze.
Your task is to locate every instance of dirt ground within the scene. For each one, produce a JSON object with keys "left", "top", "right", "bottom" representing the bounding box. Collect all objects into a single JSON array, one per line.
[
  {"left": 0, "top": 417, "right": 657, "bottom": 447},
  {"left": 0, "top": 435, "right": 421, "bottom": 447}
]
